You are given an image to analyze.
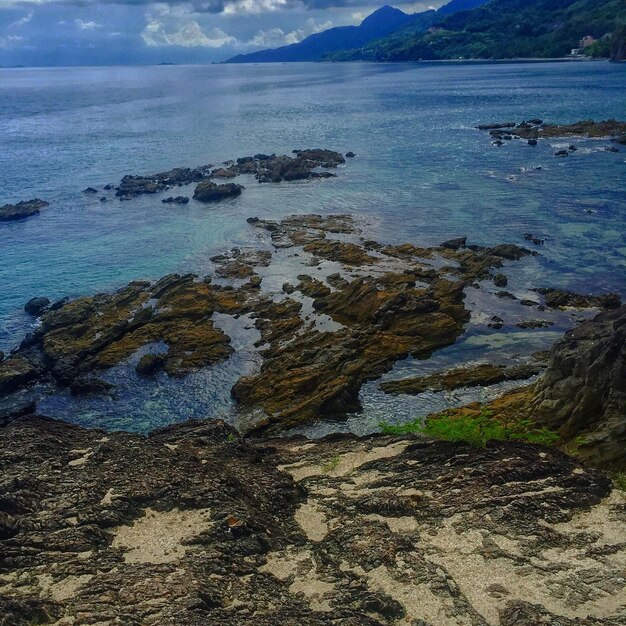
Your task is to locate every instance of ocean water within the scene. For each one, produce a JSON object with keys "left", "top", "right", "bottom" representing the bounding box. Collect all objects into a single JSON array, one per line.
[{"left": 0, "top": 61, "right": 624, "bottom": 433}]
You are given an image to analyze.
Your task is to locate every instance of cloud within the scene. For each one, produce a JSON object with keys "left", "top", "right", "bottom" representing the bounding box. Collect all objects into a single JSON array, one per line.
[
  {"left": 245, "top": 16, "right": 330, "bottom": 47},
  {"left": 0, "top": 34, "right": 23, "bottom": 47},
  {"left": 8, "top": 11, "right": 33, "bottom": 28},
  {"left": 141, "top": 14, "right": 236, "bottom": 47},
  {"left": 75, "top": 17, "right": 100, "bottom": 29}
]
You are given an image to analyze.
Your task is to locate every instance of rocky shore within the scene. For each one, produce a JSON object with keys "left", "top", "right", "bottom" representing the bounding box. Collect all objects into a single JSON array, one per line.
[{"left": 3, "top": 212, "right": 605, "bottom": 434}]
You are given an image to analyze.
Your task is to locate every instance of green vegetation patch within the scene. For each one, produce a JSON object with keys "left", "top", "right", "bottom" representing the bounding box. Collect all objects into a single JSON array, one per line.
[{"left": 381, "top": 410, "right": 560, "bottom": 448}]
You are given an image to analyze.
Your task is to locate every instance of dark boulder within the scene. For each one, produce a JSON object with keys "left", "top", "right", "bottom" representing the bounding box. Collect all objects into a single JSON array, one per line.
[
  {"left": 83, "top": 187, "right": 98, "bottom": 194},
  {"left": 193, "top": 181, "right": 244, "bottom": 203},
  {"left": 162, "top": 196, "right": 190, "bottom": 205},
  {"left": 345, "top": 151, "right": 356, "bottom": 158},
  {"left": 24, "top": 297, "right": 50, "bottom": 317},
  {"left": 440, "top": 237, "right": 467, "bottom": 250},
  {"left": 135, "top": 354, "right": 166, "bottom": 377},
  {"left": 70, "top": 378, "right": 115, "bottom": 396},
  {"left": 493, "top": 273, "right": 507, "bottom": 288}
]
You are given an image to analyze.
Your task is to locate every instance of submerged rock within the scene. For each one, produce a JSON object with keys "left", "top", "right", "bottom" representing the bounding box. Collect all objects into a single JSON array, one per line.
[
  {"left": 380, "top": 362, "right": 543, "bottom": 395},
  {"left": 135, "top": 354, "right": 166, "bottom": 377},
  {"left": 0, "top": 199, "right": 49, "bottom": 222},
  {"left": 534, "top": 287, "right": 621, "bottom": 310}
]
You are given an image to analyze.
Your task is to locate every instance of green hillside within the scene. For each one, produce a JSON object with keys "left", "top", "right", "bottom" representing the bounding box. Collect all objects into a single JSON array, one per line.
[{"left": 325, "top": 0, "right": 626, "bottom": 61}]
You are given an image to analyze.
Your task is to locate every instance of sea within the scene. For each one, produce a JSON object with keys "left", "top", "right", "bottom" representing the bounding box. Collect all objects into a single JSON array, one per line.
[{"left": 1, "top": 60, "right": 625, "bottom": 434}]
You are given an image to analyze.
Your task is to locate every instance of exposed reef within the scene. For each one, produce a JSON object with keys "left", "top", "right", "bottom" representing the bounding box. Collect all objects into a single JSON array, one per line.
[
  {"left": 112, "top": 149, "right": 346, "bottom": 200},
  {"left": 0, "top": 199, "right": 49, "bottom": 222},
  {"left": 479, "top": 119, "right": 626, "bottom": 149},
  {"left": 0, "top": 414, "right": 624, "bottom": 625},
  {"left": 1, "top": 214, "right": 621, "bottom": 442}
]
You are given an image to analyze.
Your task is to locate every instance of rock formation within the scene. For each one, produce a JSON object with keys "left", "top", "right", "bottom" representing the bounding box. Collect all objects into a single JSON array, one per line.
[{"left": 0, "top": 199, "right": 49, "bottom": 222}]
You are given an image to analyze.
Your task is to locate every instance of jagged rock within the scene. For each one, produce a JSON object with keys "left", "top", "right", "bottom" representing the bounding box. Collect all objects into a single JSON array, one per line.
[
  {"left": 83, "top": 187, "right": 98, "bottom": 194},
  {"left": 116, "top": 166, "right": 209, "bottom": 199},
  {"left": 488, "top": 315, "right": 504, "bottom": 329},
  {"left": 193, "top": 181, "right": 244, "bottom": 203},
  {"left": 515, "top": 319, "right": 554, "bottom": 329},
  {"left": 380, "top": 363, "right": 543, "bottom": 395},
  {"left": 440, "top": 237, "right": 467, "bottom": 250},
  {"left": 24, "top": 297, "right": 50, "bottom": 317},
  {"left": 0, "top": 199, "right": 49, "bottom": 222},
  {"left": 211, "top": 167, "right": 238, "bottom": 178},
  {"left": 531, "top": 305, "right": 626, "bottom": 468}
]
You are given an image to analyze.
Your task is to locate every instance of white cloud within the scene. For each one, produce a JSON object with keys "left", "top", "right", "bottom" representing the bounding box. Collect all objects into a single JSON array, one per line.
[
  {"left": 246, "top": 17, "right": 331, "bottom": 48},
  {"left": 142, "top": 16, "right": 236, "bottom": 48},
  {"left": 0, "top": 34, "right": 23, "bottom": 48},
  {"left": 8, "top": 11, "right": 33, "bottom": 29},
  {"left": 75, "top": 19, "right": 101, "bottom": 30},
  {"left": 223, "top": 0, "right": 291, "bottom": 16}
]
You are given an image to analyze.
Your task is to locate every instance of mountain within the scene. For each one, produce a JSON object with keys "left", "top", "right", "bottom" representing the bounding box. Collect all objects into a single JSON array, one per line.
[
  {"left": 437, "top": 0, "right": 491, "bottom": 15},
  {"left": 224, "top": 6, "right": 435, "bottom": 63},
  {"left": 326, "top": 0, "right": 626, "bottom": 61}
]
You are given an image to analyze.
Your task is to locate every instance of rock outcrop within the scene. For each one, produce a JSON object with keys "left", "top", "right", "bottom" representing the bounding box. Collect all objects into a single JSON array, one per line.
[
  {"left": 431, "top": 306, "right": 626, "bottom": 470},
  {"left": 0, "top": 414, "right": 623, "bottom": 626},
  {"left": 0, "top": 213, "right": 580, "bottom": 436},
  {"left": 0, "top": 199, "right": 49, "bottom": 222},
  {"left": 530, "top": 305, "right": 626, "bottom": 468}
]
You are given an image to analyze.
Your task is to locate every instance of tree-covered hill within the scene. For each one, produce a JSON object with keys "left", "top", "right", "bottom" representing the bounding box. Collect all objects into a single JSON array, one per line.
[{"left": 325, "top": 0, "right": 626, "bottom": 61}]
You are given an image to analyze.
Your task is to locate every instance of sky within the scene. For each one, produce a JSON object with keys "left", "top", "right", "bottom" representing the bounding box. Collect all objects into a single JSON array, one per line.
[{"left": 0, "top": 0, "right": 444, "bottom": 66}]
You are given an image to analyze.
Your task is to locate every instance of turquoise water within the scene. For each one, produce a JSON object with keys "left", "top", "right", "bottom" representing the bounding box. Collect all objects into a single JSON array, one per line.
[{"left": 1, "top": 61, "right": 624, "bottom": 431}]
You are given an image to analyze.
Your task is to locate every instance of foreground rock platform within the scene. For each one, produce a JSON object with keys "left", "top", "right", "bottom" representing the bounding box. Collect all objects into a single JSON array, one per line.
[{"left": 0, "top": 414, "right": 624, "bottom": 626}]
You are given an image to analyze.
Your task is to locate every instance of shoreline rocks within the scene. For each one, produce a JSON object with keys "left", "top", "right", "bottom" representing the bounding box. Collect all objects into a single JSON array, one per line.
[
  {"left": 0, "top": 199, "right": 49, "bottom": 222},
  {"left": 0, "top": 213, "right": 619, "bottom": 440}
]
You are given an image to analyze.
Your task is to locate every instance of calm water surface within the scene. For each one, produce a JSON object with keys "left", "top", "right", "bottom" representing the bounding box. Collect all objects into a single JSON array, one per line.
[{"left": 0, "top": 61, "right": 624, "bottom": 432}]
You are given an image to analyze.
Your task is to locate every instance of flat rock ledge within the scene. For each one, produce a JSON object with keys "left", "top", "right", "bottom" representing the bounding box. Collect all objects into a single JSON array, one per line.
[{"left": 0, "top": 414, "right": 624, "bottom": 626}]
